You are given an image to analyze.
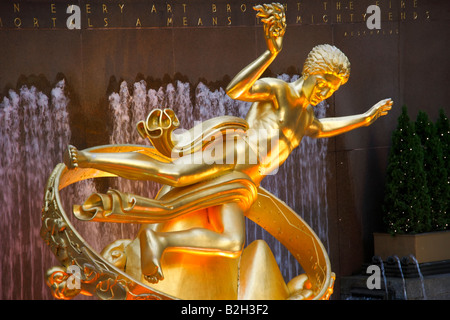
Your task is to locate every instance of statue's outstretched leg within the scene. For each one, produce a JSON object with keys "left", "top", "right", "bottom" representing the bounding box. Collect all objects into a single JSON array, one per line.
[
  {"left": 138, "top": 202, "right": 245, "bottom": 283},
  {"left": 64, "top": 145, "right": 237, "bottom": 187}
]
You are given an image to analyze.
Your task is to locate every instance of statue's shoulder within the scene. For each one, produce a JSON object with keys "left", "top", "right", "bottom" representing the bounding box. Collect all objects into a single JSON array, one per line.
[
  {"left": 257, "top": 77, "right": 291, "bottom": 93},
  {"left": 259, "top": 77, "right": 287, "bottom": 85}
]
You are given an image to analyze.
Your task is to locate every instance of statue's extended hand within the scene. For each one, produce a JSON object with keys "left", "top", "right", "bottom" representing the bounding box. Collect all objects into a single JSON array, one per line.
[
  {"left": 366, "top": 98, "right": 393, "bottom": 125},
  {"left": 254, "top": 3, "right": 286, "bottom": 54}
]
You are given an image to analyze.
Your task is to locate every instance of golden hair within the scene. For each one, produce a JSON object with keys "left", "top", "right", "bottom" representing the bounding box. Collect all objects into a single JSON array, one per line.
[{"left": 302, "top": 44, "right": 351, "bottom": 84}]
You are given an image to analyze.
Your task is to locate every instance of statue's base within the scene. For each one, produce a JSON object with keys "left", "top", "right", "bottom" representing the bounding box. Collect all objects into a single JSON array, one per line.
[{"left": 125, "top": 238, "right": 290, "bottom": 300}]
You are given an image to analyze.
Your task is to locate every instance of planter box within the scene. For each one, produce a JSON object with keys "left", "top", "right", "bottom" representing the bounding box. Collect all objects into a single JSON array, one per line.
[{"left": 374, "top": 231, "right": 450, "bottom": 264}]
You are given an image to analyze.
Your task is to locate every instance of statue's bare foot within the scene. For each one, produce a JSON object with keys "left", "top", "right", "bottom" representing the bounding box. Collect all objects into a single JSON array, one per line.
[
  {"left": 139, "top": 228, "right": 165, "bottom": 284},
  {"left": 63, "top": 145, "right": 78, "bottom": 169},
  {"left": 287, "top": 274, "right": 313, "bottom": 300},
  {"left": 63, "top": 145, "right": 89, "bottom": 169}
]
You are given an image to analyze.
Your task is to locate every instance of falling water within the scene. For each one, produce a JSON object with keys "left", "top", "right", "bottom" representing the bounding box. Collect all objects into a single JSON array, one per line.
[
  {"left": 409, "top": 254, "right": 427, "bottom": 300},
  {"left": 374, "top": 256, "right": 389, "bottom": 299},
  {"left": 0, "top": 81, "right": 140, "bottom": 299},
  {"left": 392, "top": 255, "right": 408, "bottom": 300},
  {"left": 0, "top": 81, "right": 89, "bottom": 299},
  {"left": 107, "top": 76, "right": 330, "bottom": 282}
]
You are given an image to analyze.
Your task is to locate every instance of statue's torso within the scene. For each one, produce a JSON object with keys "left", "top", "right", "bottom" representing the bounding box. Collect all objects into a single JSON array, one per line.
[{"left": 242, "top": 80, "right": 314, "bottom": 182}]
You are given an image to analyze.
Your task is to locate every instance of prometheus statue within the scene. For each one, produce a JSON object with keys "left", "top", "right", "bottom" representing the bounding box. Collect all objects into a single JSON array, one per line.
[{"left": 42, "top": 2, "right": 392, "bottom": 300}]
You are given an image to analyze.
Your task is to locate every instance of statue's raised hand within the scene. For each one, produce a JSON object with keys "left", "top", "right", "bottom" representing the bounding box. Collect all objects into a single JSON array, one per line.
[
  {"left": 254, "top": 3, "right": 286, "bottom": 54},
  {"left": 365, "top": 98, "right": 393, "bottom": 125}
]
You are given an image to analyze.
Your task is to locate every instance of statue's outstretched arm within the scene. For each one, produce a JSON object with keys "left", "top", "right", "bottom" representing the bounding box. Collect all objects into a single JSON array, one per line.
[
  {"left": 306, "top": 98, "right": 393, "bottom": 138},
  {"left": 226, "top": 3, "right": 286, "bottom": 102}
]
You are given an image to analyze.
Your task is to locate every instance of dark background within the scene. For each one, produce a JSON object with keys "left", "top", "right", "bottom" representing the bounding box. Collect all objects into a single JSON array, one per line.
[{"left": 1, "top": 0, "right": 449, "bottom": 299}]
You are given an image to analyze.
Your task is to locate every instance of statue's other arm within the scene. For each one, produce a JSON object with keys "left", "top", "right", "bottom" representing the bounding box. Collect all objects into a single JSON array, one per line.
[
  {"left": 226, "top": 3, "right": 286, "bottom": 102},
  {"left": 306, "top": 98, "right": 393, "bottom": 138},
  {"left": 226, "top": 52, "right": 277, "bottom": 102}
]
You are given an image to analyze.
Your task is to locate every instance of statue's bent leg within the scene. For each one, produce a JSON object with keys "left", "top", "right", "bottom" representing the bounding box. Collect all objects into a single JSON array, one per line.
[
  {"left": 73, "top": 171, "right": 258, "bottom": 223},
  {"left": 139, "top": 202, "right": 246, "bottom": 283}
]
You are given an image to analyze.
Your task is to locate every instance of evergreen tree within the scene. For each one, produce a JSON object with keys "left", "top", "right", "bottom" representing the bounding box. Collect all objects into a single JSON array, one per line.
[
  {"left": 383, "top": 106, "right": 432, "bottom": 234},
  {"left": 435, "top": 109, "right": 450, "bottom": 228},
  {"left": 416, "top": 111, "right": 449, "bottom": 231}
]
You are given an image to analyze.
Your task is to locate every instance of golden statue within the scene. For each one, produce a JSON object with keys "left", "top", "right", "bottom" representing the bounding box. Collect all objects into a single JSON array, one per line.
[{"left": 41, "top": 3, "right": 392, "bottom": 300}]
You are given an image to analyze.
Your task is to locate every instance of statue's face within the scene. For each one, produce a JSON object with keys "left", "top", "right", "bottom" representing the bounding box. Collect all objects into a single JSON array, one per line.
[{"left": 303, "top": 73, "right": 342, "bottom": 106}]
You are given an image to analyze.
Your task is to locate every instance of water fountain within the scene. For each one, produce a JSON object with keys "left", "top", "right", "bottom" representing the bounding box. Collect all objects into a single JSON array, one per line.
[
  {"left": 0, "top": 81, "right": 75, "bottom": 299},
  {"left": 374, "top": 256, "right": 389, "bottom": 298},
  {"left": 409, "top": 254, "right": 427, "bottom": 300},
  {"left": 391, "top": 255, "right": 408, "bottom": 300}
]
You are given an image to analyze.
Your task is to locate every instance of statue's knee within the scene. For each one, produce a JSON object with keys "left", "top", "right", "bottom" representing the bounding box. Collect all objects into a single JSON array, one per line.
[{"left": 226, "top": 232, "right": 245, "bottom": 253}]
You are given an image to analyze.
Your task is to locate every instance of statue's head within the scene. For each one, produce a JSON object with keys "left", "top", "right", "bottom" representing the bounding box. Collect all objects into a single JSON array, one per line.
[{"left": 301, "top": 44, "right": 351, "bottom": 106}]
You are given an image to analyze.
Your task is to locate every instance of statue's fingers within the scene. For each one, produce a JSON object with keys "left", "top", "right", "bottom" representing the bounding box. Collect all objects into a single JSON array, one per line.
[
  {"left": 380, "top": 105, "right": 391, "bottom": 115},
  {"left": 273, "top": 24, "right": 285, "bottom": 36},
  {"left": 270, "top": 28, "right": 280, "bottom": 38},
  {"left": 263, "top": 23, "right": 271, "bottom": 38}
]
